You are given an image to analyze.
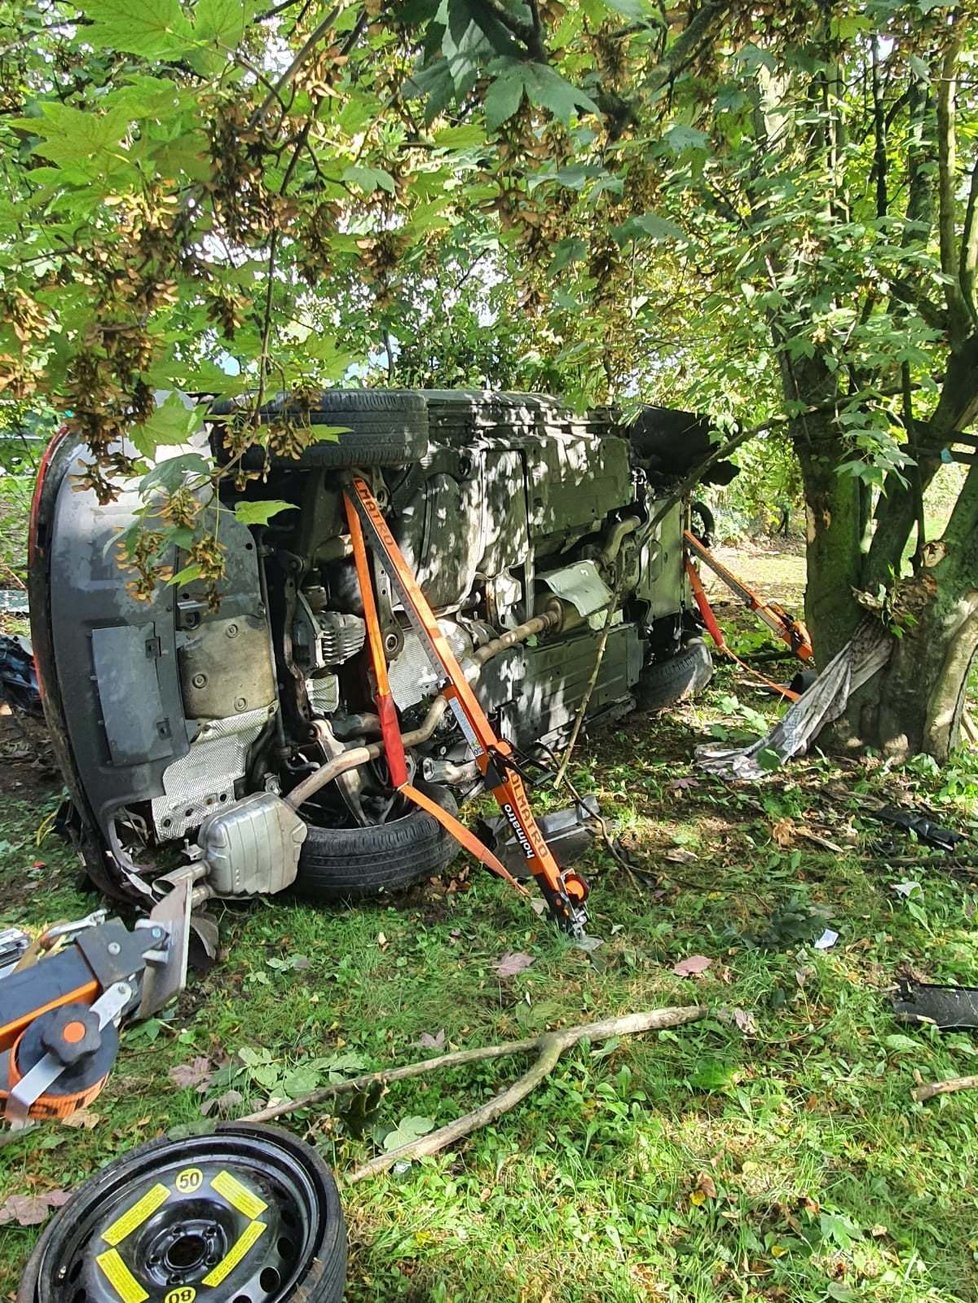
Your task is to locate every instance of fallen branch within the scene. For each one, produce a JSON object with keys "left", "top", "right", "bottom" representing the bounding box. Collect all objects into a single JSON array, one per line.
[
  {"left": 347, "top": 1006, "right": 706, "bottom": 1183},
  {"left": 912, "top": 1073, "right": 978, "bottom": 1103},
  {"left": 242, "top": 1006, "right": 707, "bottom": 1178}
]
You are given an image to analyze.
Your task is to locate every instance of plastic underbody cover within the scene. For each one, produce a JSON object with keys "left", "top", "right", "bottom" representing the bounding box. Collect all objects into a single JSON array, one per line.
[{"left": 389, "top": 391, "right": 634, "bottom": 613}]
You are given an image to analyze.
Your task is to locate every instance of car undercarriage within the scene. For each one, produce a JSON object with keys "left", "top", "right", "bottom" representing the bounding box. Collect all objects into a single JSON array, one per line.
[{"left": 29, "top": 390, "right": 723, "bottom": 917}]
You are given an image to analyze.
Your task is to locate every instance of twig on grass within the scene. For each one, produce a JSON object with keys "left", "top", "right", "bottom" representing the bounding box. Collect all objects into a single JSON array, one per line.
[
  {"left": 242, "top": 1006, "right": 708, "bottom": 1179},
  {"left": 912, "top": 1073, "right": 978, "bottom": 1103}
]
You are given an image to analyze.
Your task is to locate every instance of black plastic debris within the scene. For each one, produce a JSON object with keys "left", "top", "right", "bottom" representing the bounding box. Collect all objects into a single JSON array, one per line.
[
  {"left": 892, "top": 977, "right": 978, "bottom": 1030},
  {"left": 871, "top": 805, "right": 966, "bottom": 853},
  {"left": 0, "top": 633, "right": 41, "bottom": 715}
]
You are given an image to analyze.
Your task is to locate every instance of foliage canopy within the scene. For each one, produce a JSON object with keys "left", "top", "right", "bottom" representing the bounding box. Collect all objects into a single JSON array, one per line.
[{"left": 2, "top": 0, "right": 978, "bottom": 753}]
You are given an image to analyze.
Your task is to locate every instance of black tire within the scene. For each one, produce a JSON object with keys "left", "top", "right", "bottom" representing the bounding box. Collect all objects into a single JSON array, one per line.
[
  {"left": 295, "top": 780, "right": 461, "bottom": 904},
  {"left": 789, "top": 667, "right": 817, "bottom": 696},
  {"left": 690, "top": 500, "right": 716, "bottom": 547},
  {"left": 212, "top": 388, "right": 429, "bottom": 469},
  {"left": 17, "top": 1123, "right": 345, "bottom": 1303},
  {"left": 635, "top": 638, "right": 713, "bottom": 712}
]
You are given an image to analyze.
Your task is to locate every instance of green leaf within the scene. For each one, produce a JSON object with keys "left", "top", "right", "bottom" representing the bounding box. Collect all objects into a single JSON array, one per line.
[
  {"left": 139, "top": 452, "right": 212, "bottom": 495},
  {"left": 101, "top": 74, "right": 186, "bottom": 119},
  {"left": 484, "top": 68, "right": 525, "bottom": 130},
  {"left": 431, "top": 123, "right": 486, "bottom": 149},
  {"left": 883, "top": 1033, "right": 920, "bottom": 1054},
  {"left": 168, "top": 562, "right": 203, "bottom": 587},
  {"left": 521, "top": 64, "right": 599, "bottom": 124},
  {"left": 599, "top": 0, "right": 661, "bottom": 20},
  {"left": 662, "top": 123, "right": 709, "bottom": 153},
  {"left": 689, "top": 1060, "right": 737, "bottom": 1091},
  {"left": 15, "top": 103, "right": 129, "bottom": 172},
  {"left": 282, "top": 1064, "right": 321, "bottom": 1098},
  {"left": 382, "top": 1114, "right": 436, "bottom": 1152},
  {"left": 234, "top": 500, "right": 298, "bottom": 527},
  {"left": 341, "top": 165, "right": 396, "bottom": 194},
  {"left": 819, "top": 1210, "right": 862, "bottom": 1250},
  {"left": 194, "top": 0, "right": 255, "bottom": 48},
  {"left": 130, "top": 393, "right": 203, "bottom": 457},
  {"left": 549, "top": 236, "right": 587, "bottom": 274},
  {"left": 756, "top": 748, "right": 782, "bottom": 773},
  {"left": 611, "top": 212, "right": 684, "bottom": 244},
  {"left": 82, "top": 0, "right": 196, "bottom": 59}
]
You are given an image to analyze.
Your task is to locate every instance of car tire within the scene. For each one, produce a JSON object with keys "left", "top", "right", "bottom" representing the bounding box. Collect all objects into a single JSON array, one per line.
[
  {"left": 294, "top": 780, "right": 461, "bottom": 904},
  {"left": 635, "top": 638, "right": 713, "bottom": 712},
  {"left": 212, "top": 389, "right": 429, "bottom": 469},
  {"left": 17, "top": 1123, "right": 346, "bottom": 1303},
  {"left": 690, "top": 500, "right": 716, "bottom": 547}
]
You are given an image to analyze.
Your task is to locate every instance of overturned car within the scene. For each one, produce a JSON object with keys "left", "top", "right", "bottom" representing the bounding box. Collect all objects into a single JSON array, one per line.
[{"left": 29, "top": 391, "right": 723, "bottom": 919}]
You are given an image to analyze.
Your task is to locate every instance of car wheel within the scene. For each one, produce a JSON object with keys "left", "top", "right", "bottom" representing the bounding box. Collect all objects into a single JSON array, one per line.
[
  {"left": 212, "top": 388, "right": 429, "bottom": 468},
  {"left": 635, "top": 638, "right": 713, "bottom": 712},
  {"left": 17, "top": 1123, "right": 346, "bottom": 1303},
  {"left": 294, "top": 780, "right": 461, "bottom": 905},
  {"left": 690, "top": 500, "right": 716, "bottom": 547}
]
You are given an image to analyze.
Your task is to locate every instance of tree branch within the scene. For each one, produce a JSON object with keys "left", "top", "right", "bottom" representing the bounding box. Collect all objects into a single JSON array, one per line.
[
  {"left": 888, "top": 277, "right": 948, "bottom": 333},
  {"left": 241, "top": 1006, "right": 708, "bottom": 1174},
  {"left": 935, "top": 20, "right": 969, "bottom": 343},
  {"left": 346, "top": 1006, "right": 707, "bottom": 1183},
  {"left": 913, "top": 1073, "right": 978, "bottom": 1103},
  {"left": 958, "top": 154, "right": 978, "bottom": 328},
  {"left": 871, "top": 36, "right": 888, "bottom": 220},
  {"left": 480, "top": 0, "right": 547, "bottom": 61},
  {"left": 644, "top": 0, "right": 732, "bottom": 96},
  {"left": 644, "top": 387, "right": 905, "bottom": 531},
  {"left": 254, "top": 5, "right": 341, "bottom": 123}
]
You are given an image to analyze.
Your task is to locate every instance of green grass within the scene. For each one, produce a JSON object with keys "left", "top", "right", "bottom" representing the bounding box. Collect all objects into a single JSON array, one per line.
[{"left": 3, "top": 668, "right": 978, "bottom": 1301}]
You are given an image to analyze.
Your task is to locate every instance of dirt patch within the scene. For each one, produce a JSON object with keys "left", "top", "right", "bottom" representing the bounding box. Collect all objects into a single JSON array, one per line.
[
  {"left": 700, "top": 538, "right": 806, "bottom": 610},
  {"left": 0, "top": 702, "right": 61, "bottom": 801}
]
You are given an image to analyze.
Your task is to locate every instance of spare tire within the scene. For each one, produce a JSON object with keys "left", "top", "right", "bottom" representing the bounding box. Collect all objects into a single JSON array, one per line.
[
  {"left": 17, "top": 1123, "right": 346, "bottom": 1303},
  {"left": 635, "top": 638, "right": 713, "bottom": 712},
  {"left": 294, "top": 780, "right": 460, "bottom": 904},
  {"left": 212, "top": 388, "right": 429, "bottom": 469}
]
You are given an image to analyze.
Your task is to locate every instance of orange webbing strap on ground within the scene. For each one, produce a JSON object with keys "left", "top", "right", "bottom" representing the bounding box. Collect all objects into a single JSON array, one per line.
[
  {"left": 400, "top": 782, "right": 528, "bottom": 893},
  {"left": 344, "top": 476, "right": 585, "bottom": 930},
  {"left": 343, "top": 491, "right": 408, "bottom": 788}
]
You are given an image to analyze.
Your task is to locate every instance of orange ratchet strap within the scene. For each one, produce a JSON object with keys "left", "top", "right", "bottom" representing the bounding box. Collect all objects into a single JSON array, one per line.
[
  {"left": 683, "top": 530, "right": 813, "bottom": 662},
  {"left": 343, "top": 475, "right": 587, "bottom": 935},
  {"left": 684, "top": 542, "right": 801, "bottom": 703}
]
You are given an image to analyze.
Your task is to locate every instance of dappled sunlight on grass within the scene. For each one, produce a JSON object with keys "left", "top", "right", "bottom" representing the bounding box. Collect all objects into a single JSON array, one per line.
[{"left": 2, "top": 644, "right": 978, "bottom": 1299}]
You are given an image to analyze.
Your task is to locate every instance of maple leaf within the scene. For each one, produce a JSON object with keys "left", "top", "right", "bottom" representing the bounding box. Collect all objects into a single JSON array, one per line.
[
  {"left": 168, "top": 1056, "right": 214, "bottom": 1090},
  {"left": 672, "top": 954, "right": 712, "bottom": 977},
  {"left": 495, "top": 952, "right": 535, "bottom": 977},
  {"left": 415, "top": 1029, "right": 446, "bottom": 1050},
  {"left": 0, "top": 1191, "right": 70, "bottom": 1227}
]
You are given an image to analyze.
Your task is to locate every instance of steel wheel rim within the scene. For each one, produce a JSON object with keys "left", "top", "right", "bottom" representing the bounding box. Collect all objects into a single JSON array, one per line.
[{"left": 32, "top": 1128, "right": 333, "bottom": 1303}]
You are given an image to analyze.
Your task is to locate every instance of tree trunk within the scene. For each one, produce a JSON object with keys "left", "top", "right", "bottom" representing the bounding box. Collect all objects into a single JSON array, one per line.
[
  {"left": 847, "top": 459, "right": 978, "bottom": 760},
  {"left": 795, "top": 416, "right": 866, "bottom": 665}
]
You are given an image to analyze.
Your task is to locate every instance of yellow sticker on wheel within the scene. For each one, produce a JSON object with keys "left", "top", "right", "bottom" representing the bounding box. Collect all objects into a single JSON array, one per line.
[
  {"left": 95, "top": 1248, "right": 149, "bottom": 1303},
  {"left": 211, "top": 1169, "right": 267, "bottom": 1220},
  {"left": 201, "top": 1219, "right": 267, "bottom": 1287},
  {"left": 101, "top": 1184, "right": 171, "bottom": 1246},
  {"left": 175, "top": 1167, "right": 203, "bottom": 1194},
  {"left": 165, "top": 1290, "right": 196, "bottom": 1303}
]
